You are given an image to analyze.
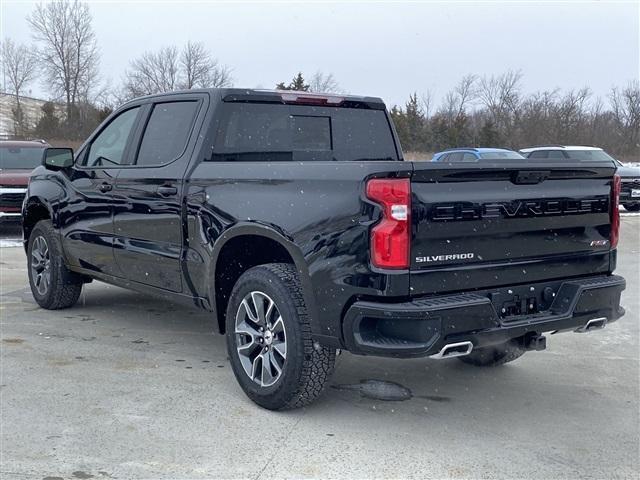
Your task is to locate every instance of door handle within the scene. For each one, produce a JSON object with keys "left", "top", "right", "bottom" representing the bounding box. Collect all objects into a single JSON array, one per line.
[
  {"left": 156, "top": 185, "right": 178, "bottom": 197},
  {"left": 98, "top": 182, "right": 112, "bottom": 193}
]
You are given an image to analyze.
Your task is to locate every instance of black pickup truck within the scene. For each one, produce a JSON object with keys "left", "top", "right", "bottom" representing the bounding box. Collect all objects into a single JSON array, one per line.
[{"left": 23, "top": 89, "right": 626, "bottom": 409}]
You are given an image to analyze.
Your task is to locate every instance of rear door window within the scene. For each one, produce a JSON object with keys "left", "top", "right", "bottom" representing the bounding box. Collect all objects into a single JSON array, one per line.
[
  {"left": 528, "top": 150, "right": 567, "bottom": 160},
  {"left": 528, "top": 151, "right": 548, "bottom": 159},
  {"left": 212, "top": 103, "right": 398, "bottom": 162},
  {"left": 548, "top": 150, "right": 566, "bottom": 160},
  {"left": 136, "top": 101, "right": 199, "bottom": 166},
  {"left": 564, "top": 150, "right": 616, "bottom": 162}
]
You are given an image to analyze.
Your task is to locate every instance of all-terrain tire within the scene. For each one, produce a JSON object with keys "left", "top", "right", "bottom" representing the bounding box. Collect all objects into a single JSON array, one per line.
[
  {"left": 225, "top": 263, "right": 336, "bottom": 410},
  {"left": 458, "top": 340, "right": 525, "bottom": 367},
  {"left": 27, "top": 220, "right": 82, "bottom": 309}
]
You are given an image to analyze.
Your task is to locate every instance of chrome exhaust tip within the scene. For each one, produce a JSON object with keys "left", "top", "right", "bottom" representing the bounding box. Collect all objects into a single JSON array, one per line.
[
  {"left": 575, "top": 317, "right": 607, "bottom": 333},
  {"left": 429, "top": 341, "right": 474, "bottom": 359}
]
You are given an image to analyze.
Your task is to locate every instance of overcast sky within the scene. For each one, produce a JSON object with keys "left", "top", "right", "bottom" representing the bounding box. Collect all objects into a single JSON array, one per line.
[{"left": 2, "top": 0, "right": 638, "bottom": 108}]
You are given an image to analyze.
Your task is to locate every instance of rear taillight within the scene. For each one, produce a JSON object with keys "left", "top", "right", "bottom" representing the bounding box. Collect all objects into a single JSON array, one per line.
[
  {"left": 610, "top": 174, "right": 621, "bottom": 248},
  {"left": 366, "top": 178, "right": 411, "bottom": 269}
]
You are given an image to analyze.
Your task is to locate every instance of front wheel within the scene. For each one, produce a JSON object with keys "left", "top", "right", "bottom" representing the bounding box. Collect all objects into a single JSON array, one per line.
[
  {"left": 225, "top": 263, "right": 336, "bottom": 410},
  {"left": 458, "top": 340, "right": 525, "bottom": 367},
  {"left": 27, "top": 220, "right": 82, "bottom": 309}
]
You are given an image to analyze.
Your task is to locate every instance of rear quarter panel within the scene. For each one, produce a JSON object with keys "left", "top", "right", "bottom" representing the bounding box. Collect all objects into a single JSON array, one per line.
[{"left": 184, "top": 161, "right": 412, "bottom": 340}]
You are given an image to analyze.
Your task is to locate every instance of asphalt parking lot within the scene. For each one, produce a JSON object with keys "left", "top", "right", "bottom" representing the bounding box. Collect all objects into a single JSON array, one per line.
[{"left": 1, "top": 219, "right": 638, "bottom": 480}]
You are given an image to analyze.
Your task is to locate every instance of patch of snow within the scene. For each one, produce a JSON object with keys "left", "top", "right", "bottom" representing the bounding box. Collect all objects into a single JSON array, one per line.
[{"left": 0, "top": 239, "right": 23, "bottom": 248}]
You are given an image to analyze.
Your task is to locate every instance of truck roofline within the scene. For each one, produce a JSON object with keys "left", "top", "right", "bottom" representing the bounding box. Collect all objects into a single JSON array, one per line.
[
  {"left": 120, "top": 87, "right": 386, "bottom": 110},
  {"left": 520, "top": 145, "right": 604, "bottom": 152}
]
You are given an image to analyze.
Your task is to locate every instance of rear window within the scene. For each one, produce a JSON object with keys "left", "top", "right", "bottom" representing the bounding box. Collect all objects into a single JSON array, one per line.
[
  {"left": 212, "top": 103, "right": 398, "bottom": 162},
  {"left": 564, "top": 150, "right": 616, "bottom": 162},
  {"left": 479, "top": 151, "right": 525, "bottom": 160},
  {"left": 527, "top": 149, "right": 616, "bottom": 162},
  {"left": 0, "top": 146, "right": 44, "bottom": 169}
]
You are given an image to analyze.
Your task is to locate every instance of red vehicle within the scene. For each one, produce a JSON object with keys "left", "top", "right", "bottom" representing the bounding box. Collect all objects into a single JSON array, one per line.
[{"left": 0, "top": 140, "right": 49, "bottom": 221}]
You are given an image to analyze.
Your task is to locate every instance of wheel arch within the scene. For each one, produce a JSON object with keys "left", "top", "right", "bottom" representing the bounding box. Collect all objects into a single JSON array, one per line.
[
  {"left": 209, "top": 223, "right": 317, "bottom": 335},
  {"left": 22, "top": 197, "right": 55, "bottom": 252}
]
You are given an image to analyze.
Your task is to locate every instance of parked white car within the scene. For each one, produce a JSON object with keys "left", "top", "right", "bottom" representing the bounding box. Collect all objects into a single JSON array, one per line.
[{"left": 520, "top": 145, "right": 640, "bottom": 212}]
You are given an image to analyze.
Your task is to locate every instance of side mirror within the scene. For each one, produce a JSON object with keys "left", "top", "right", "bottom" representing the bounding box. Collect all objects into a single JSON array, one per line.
[{"left": 42, "top": 147, "right": 74, "bottom": 170}]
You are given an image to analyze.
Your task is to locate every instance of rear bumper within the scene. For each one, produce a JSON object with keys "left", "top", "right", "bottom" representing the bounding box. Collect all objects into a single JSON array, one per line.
[
  {"left": 0, "top": 211, "right": 22, "bottom": 221},
  {"left": 342, "top": 274, "right": 626, "bottom": 358},
  {"left": 620, "top": 182, "right": 640, "bottom": 205},
  {"left": 620, "top": 195, "right": 640, "bottom": 205}
]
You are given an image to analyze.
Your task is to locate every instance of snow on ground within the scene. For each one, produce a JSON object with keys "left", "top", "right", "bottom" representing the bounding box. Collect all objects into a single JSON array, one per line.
[{"left": 0, "top": 239, "right": 23, "bottom": 248}]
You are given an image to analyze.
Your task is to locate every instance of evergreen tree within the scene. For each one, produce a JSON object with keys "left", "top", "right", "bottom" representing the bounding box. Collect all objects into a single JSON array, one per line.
[
  {"left": 446, "top": 114, "right": 472, "bottom": 148},
  {"left": 390, "top": 94, "right": 428, "bottom": 152},
  {"left": 34, "top": 102, "right": 61, "bottom": 139},
  {"left": 11, "top": 105, "right": 27, "bottom": 138},
  {"left": 478, "top": 118, "right": 501, "bottom": 147},
  {"left": 404, "top": 93, "right": 427, "bottom": 151},
  {"left": 97, "top": 106, "right": 113, "bottom": 123},
  {"left": 429, "top": 114, "right": 450, "bottom": 152},
  {"left": 389, "top": 105, "right": 408, "bottom": 150},
  {"left": 276, "top": 72, "right": 310, "bottom": 91}
]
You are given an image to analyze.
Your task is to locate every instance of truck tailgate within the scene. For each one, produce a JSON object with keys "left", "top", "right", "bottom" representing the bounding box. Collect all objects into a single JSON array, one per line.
[{"left": 409, "top": 162, "right": 616, "bottom": 296}]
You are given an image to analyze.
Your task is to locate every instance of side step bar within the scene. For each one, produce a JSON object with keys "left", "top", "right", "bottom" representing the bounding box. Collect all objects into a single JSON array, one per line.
[
  {"left": 429, "top": 341, "right": 473, "bottom": 359},
  {"left": 574, "top": 317, "right": 607, "bottom": 333}
]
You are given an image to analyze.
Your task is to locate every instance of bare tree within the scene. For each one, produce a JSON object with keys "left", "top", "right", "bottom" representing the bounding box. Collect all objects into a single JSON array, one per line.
[
  {"left": 554, "top": 87, "right": 591, "bottom": 142},
  {"left": 478, "top": 71, "right": 522, "bottom": 118},
  {"left": 431, "top": 75, "right": 478, "bottom": 147},
  {"left": 124, "top": 42, "right": 232, "bottom": 98},
  {"left": 440, "top": 74, "right": 477, "bottom": 122},
  {"left": 180, "top": 41, "right": 232, "bottom": 89},
  {"left": 477, "top": 70, "right": 522, "bottom": 140},
  {"left": 28, "top": 0, "right": 99, "bottom": 126},
  {"left": 610, "top": 80, "right": 640, "bottom": 154},
  {"left": 455, "top": 74, "right": 478, "bottom": 117},
  {"left": 391, "top": 71, "right": 637, "bottom": 159},
  {"left": 124, "top": 46, "right": 179, "bottom": 98},
  {"left": 420, "top": 90, "right": 433, "bottom": 119},
  {"left": 1, "top": 38, "right": 38, "bottom": 135},
  {"left": 517, "top": 89, "right": 560, "bottom": 145},
  {"left": 309, "top": 71, "right": 341, "bottom": 93}
]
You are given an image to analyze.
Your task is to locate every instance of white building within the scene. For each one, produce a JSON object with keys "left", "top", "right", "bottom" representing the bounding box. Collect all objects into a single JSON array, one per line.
[{"left": 0, "top": 93, "right": 64, "bottom": 140}]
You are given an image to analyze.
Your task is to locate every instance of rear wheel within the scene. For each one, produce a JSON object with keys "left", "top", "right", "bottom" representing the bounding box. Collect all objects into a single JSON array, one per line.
[
  {"left": 623, "top": 203, "right": 640, "bottom": 212},
  {"left": 225, "top": 263, "right": 336, "bottom": 410},
  {"left": 27, "top": 220, "right": 82, "bottom": 309},
  {"left": 458, "top": 340, "right": 525, "bottom": 367}
]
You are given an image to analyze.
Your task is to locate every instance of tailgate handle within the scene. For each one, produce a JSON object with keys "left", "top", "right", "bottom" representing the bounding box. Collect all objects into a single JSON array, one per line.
[{"left": 513, "top": 170, "right": 550, "bottom": 185}]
